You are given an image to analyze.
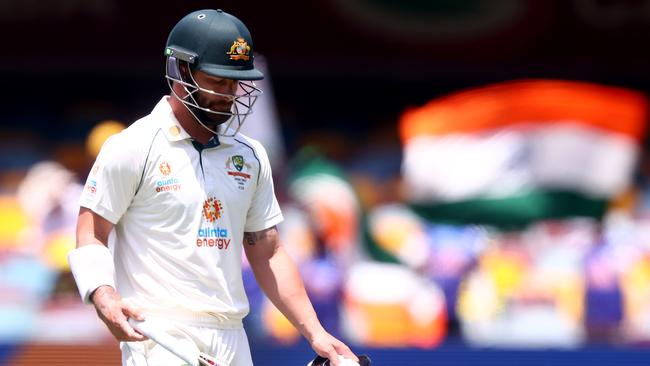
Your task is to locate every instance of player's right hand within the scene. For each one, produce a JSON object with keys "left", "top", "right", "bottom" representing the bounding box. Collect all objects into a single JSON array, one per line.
[
  {"left": 308, "top": 329, "right": 358, "bottom": 366},
  {"left": 91, "top": 285, "right": 148, "bottom": 342}
]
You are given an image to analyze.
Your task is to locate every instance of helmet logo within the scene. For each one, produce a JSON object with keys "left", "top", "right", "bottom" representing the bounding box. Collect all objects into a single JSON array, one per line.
[{"left": 227, "top": 38, "right": 251, "bottom": 61}]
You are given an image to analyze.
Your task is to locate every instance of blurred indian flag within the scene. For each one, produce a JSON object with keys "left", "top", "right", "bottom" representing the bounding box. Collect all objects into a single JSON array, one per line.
[{"left": 399, "top": 80, "right": 649, "bottom": 228}]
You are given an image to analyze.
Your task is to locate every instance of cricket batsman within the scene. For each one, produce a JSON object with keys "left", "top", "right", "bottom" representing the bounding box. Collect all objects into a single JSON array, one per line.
[{"left": 68, "top": 9, "right": 358, "bottom": 366}]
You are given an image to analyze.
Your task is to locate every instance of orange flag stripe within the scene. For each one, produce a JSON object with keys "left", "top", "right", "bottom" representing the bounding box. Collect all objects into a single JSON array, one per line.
[{"left": 399, "top": 79, "right": 649, "bottom": 143}]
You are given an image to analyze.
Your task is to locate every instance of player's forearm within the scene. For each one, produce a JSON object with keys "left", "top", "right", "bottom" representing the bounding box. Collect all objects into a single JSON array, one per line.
[
  {"left": 70, "top": 208, "right": 118, "bottom": 303},
  {"left": 250, "top": 246, "right": 325, "bottom": 341}
]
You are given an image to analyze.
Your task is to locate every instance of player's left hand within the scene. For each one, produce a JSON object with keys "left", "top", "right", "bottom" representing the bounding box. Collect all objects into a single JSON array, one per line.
[{"left": 309, "top": 330, "right": 358, "bottom": 366}]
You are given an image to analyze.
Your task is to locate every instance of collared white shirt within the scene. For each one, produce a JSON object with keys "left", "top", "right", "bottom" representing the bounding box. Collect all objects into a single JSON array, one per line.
[{"left": 80, "top": 97, "right": 283, "bottom": 324}]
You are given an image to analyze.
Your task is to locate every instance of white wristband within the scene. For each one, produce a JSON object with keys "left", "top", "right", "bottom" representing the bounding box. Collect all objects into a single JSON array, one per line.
[{"left": 67, "top": 244, "right": 116, "bottom": 304}]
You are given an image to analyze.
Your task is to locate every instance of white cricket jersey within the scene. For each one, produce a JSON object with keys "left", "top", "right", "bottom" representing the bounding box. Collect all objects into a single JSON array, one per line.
[{"left": 80, "top": 97, "right": 283, "bottom": 327}]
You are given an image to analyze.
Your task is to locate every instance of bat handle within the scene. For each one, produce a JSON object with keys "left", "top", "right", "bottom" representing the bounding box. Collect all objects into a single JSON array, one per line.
[{"left": 128, "top": 317, "right": 200, "bottom": 366}]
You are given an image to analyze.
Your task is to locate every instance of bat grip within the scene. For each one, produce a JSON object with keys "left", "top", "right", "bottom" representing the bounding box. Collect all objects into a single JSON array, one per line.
[{"left": 128, "top": 317, "right": 200, "bottom": 366}]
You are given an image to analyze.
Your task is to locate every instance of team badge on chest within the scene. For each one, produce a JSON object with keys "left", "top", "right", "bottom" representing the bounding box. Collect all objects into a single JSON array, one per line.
[{"left": 225, "top": 155, "right": 253, "bottom": 190}]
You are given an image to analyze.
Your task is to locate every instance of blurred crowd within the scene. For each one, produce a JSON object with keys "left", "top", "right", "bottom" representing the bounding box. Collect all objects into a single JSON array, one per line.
[{"left": 1, "top": 78, "right": 650, "bottom": 352}]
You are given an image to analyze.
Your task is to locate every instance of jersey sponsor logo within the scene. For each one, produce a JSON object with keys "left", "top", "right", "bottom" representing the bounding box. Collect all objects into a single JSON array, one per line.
[
  {"left": 228, "top": 171, "right": 251, "bottom": 179},
  {"left": 202, "top": 197, "right": 224, "bottom": 222},
  {"left": 85, "top": 179, "right": 97, "bottom": 194},
  {"left": 198, "top": 227, "right": 228, "bottom": 237},
  {"left": 196, "top": 226, "right": 231, "bottom": 249},
  {"left": 155, "top": 177, "right": 181, "bottom": 192},
  {"left": 159, "top": 161, "right": 172, "bottom": 176},
  {"left": 85, "top": 164, "right": 100, "bottom": 194},
  {"left": 226, "top": 38, "right": 251, "bottom": 61},
  {"left": 198, "top": 197, "right": 231, "bottom": 249},
  {"left": 155, "top": 161, "right": 181, "bottom": 193},
  {"left": 225, "top": 155, "right": 252, "bottom": 190}
]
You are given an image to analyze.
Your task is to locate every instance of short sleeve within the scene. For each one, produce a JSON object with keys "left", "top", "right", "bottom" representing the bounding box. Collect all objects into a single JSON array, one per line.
[
  {"left": 79, "top": 133, "right": 142, "bottom": 224},
  {"left": 244, "top": 141, "right": 283, "bottom": 232}
]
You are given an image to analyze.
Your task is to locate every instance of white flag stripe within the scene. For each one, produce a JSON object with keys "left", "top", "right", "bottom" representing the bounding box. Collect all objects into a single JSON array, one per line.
[{"left": 402, "top": 122, "right": 638, "bottom": 203}]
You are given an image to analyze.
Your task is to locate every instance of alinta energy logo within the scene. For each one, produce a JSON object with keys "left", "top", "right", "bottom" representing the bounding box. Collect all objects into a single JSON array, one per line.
[
  {"left": 198, "top": 196, "right": 231, "bottom": 249},
  {"left": 85, "top": 164, "right": 100, "bottom": 194},
  {"left": 155, "top": 161, "right": 181, "bottom": 193},
  {"left": 202, "top": 197, "right": 224, "bottom": 222},
  {"left": 159, "top": 161, "right": 171, "bottom": 176},
  {"left": 85, "top": 179, "right": 97, "bottom": 194}
]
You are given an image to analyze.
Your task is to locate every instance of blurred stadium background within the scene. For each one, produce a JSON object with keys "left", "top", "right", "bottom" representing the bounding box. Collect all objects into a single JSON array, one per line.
[{"left": 2, "top": 0, "right": 650, "bottom": 365}]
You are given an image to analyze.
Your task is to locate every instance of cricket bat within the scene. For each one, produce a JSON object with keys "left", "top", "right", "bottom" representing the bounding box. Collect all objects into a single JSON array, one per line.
[{"left": 128, "top": 317, "right": 223, "bottom": 366}]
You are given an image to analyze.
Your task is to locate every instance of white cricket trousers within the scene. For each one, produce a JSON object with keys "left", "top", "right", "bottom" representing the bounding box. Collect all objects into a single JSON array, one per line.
[{"left": 121, "top": 317, "right": 253, "bottom": 366}]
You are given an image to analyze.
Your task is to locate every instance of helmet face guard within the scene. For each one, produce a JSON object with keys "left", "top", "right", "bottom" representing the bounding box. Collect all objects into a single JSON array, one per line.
[
  {"left": 164, "top": 9, "right": 264, "bottom": 137},
  {"left": 165, "top": 51, "right": 261, "bottom": 137}
]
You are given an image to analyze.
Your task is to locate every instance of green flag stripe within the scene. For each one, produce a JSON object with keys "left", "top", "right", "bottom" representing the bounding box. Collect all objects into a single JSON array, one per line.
[{"left": 409, "top": 190, "right": 608, "bottom": 230}]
